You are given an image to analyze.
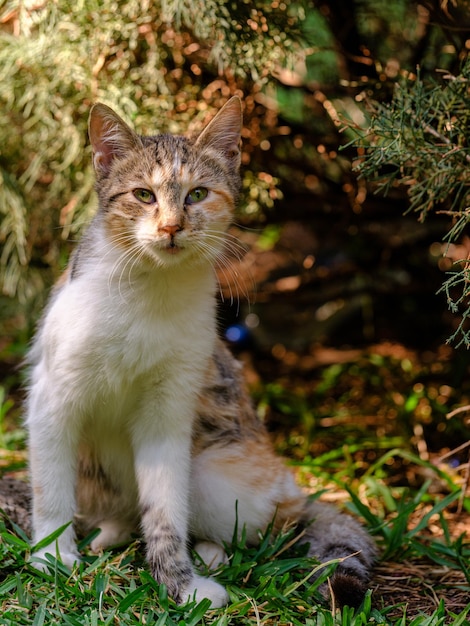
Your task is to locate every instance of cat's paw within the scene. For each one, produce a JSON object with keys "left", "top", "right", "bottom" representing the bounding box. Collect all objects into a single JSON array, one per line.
[
  {"left": 30, "top": 547, "right": 80, "bottom": 571},
  {"left": 182, "top": 574, "right": 229, "bottom": 608},
  {"left": 90, "top": 520, "right": 133, "bottom": 552},
  {"left": 193, "top": 541, "right": 229, "bottom": 570}
]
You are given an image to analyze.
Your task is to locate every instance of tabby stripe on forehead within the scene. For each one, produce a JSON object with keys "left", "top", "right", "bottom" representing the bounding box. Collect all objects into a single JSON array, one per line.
[{"left": 173, "top": 153, "right": 182, "bottom": 175}]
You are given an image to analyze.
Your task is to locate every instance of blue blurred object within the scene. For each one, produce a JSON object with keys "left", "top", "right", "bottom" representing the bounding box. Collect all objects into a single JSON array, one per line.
[{"left": 224, "top": 323, "right": 250, "bottom": 346}]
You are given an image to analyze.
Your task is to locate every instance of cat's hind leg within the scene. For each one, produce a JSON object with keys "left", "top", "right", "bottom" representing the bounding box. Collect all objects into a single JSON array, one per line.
[
  {"left": 193, "top": 540, "right": 229, "bottom": 569},
  {"left": 75, "top": 441, "right": 139, "bottom": 553},
  {"left": 89, "top": 520, "right": 135, "bottom": 552},
  {"left": 189, "top": 439, "right": 307, "bottom": 546},
  {"left": 190, "top": 439, "right": 376, "bottom": 608},
  {"left": 182, "top": 574, "right": 230, "bottom": 607}
]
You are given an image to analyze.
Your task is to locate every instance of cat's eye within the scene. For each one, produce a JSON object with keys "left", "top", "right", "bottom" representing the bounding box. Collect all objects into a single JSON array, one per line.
[
  {"left": 133, "top": 188, "right": 156, "bottom": 204},
  {"left": 185, "top": 187, "right": 208, "bottom": 205}
]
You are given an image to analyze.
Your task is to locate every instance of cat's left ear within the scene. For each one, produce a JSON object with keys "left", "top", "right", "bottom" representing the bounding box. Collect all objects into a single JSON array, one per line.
[
  {"left": 89, "top": 104, "right": 141, "bottom": 177},
  {"left": 196, "top": 97, "right": 242, "bottom": 167}
]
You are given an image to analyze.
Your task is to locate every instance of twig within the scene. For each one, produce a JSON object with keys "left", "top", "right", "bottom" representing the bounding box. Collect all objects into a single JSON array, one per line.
[
  {"left": 328, "top": 576, "right": 336, "bottom": 616},
  {"left": 272, "top": 526, "right": 308, "bottom": 559},
  {"left": 446, "top": 405, "right": 470, "bottom": 420},
  {"left": 408, "top": 110, "right": 470, "bottom": 165},
  {"left": 436, "top": 439, "right": 470, "bottom": 462}
]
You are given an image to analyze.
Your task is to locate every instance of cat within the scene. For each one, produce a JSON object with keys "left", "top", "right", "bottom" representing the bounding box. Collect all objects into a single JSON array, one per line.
[{"left": 25, "top": 97, "right": 376, "bottom": 610}]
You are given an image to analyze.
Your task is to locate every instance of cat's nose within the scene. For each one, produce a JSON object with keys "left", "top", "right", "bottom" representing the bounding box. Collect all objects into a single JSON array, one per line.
[{"left": 160, "top": 223, "right": 183, "bottom": 237}]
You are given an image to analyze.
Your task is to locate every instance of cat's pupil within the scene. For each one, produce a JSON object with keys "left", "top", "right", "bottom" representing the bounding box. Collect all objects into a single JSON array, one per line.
[
  {"left": 133, "top": 188, "right": 155, "bottom": 204},
  {"left": 186, "top": 188, "right": 208, "bottom": 204}
]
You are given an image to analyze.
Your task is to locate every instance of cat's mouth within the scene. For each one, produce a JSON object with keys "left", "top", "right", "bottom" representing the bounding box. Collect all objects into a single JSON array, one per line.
[
  {"left": 142, "top": 236, "right": 187, "bottom": 262},
  {"left": 165, "top": 245, "right": 181, "bottom": 255},
  {"left": 164, "top": 239, "right": 182, "bottom": 255}
]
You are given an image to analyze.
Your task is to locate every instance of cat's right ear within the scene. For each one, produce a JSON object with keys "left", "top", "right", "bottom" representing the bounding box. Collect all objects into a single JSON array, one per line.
[
  {"left": 195, "top": 97, "right": 242, "bottom": 167},
  {"left": 88, "top": 104, "right": 141, "bottom": 177}
]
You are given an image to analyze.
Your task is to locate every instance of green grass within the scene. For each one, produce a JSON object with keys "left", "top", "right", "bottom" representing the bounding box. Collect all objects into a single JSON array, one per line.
[
  {"left": 1, "top": 348, "right": 470, "bottom": 624},
  {"left": 0, "top": 517, "right": 368, "bottom": 625},
  {"left": 1, "top": 454, "right": 470, "bottom": 624}
]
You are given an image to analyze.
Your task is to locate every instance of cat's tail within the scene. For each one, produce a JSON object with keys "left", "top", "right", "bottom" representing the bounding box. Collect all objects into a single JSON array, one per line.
[{"left": 298, "top": 499, "right": 377, "bottom": 609}]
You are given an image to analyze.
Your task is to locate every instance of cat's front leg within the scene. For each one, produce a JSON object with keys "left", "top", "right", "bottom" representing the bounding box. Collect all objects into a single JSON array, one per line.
[
  {"left": 133, "top": 410, "right": 228, "bottom": 607},
  {"left": 27, "top": 409, "right": 80, "bottom": 570}
]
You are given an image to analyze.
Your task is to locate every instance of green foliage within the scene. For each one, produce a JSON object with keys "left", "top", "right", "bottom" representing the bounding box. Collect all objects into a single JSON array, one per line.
[
  {"left": 354, "top": 60, "right": 470, "bottom": 224},
  {"left": 1, "top": 467, "right": 470, "bottom": 624},
  {"left": 347, "top": 470, "right": 465, "bottom": 561},
  {"left": 0, "top": 0, "right": 307, "bottom": 305},
  {"left": 259, "top": 348, "right": 470, "bottom": 469},
  {"left": 1, "top": 0, "right": 469, "bottom": 348},
  {"left": 0, "top": 386, "right": 23, "bottom": 450},
  {"left": 162, "top": 0, "right": 307, "bottom": 82},
  {"left": 352, "top": 59, "right": 470, "bottom": 346},
  {"left": 0, "top": 516, "right": 353, "bottom": 625}
]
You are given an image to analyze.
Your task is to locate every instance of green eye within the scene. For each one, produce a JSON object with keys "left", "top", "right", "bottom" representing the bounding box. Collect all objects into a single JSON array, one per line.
[
  {"left": 133, "top": 188, "right": 156, "bottom": 204},
  {"left": 186, "top": 187, "right": 208, "bottom": 205}
]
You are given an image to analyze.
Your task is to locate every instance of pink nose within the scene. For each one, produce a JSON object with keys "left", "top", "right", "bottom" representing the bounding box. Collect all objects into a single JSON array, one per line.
[{"left": 160, "top": 224, "right": 182, "bottom": 237}]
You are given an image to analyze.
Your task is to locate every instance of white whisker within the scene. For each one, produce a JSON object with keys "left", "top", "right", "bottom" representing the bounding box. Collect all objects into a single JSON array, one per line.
[
  {"left": 204, "top": 229, "right": 249, "bottom": 258},
  {"left": 193, "top": 240, "right": 235, "bottom": 306},
  {"left": 115, "top": 246, "right": 144, "bottom": 301},
  {"left": 193, "top": 233, "right": 254, "bottom": 316},
  {"left": 105, "top": 241, "right": 145, "bottom": 301},
  {"left": 230, "top": 221, "right": 263, "bottom": 235},
  {"left": 202, "top": 230, "right": 256, "bottom": 306}
]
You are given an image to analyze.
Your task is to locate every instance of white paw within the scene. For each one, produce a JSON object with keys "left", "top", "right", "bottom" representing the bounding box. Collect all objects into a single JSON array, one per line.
[
  {"left": 90, "top": 520, "right": 133, "bottom": 552},
  {"left": 182, "top": 574, "right": 229, "bottom": 608},
  {"left": 30, "top": 547, "right": 80, "bottom": 571},
  {"left": 193, "top": 541, "right": 229, "bottom": 570}
]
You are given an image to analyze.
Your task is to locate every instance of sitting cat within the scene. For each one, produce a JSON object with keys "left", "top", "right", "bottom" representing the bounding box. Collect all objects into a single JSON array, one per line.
[{"left": 26, "top": 97, "right": 375, "bottom": 609}]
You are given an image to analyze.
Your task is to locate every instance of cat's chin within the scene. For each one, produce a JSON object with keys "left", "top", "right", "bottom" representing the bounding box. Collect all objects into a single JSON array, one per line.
[
  {"left": 164, "top": 245, "right": 182, "bottom": 256},
  {"left": 141, "top": 244, "right": 187, "bottom": 266},
  {"left": 143, "top": 243, "right": 216, "bottom": 269}
]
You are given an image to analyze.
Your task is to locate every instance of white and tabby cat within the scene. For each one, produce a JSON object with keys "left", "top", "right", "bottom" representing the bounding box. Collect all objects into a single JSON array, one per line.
[{"left": 26, "top": 97, "right": 375, "bottom": 609}]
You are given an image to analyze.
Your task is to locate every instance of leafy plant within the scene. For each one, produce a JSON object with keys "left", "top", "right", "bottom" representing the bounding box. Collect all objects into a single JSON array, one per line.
[
  {"left": 352, "top": 58, "right": 470, "bottom": 346},
  {"left": 0, "top": 0, "right": 307, "bottom": 305}
]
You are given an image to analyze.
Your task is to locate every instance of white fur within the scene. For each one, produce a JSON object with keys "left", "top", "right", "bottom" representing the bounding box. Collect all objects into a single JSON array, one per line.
[
  {"left": 182, "top": 574, "right": 229, "bottom": 608},
  {"left": 189, "top": 444, "right": 303, "bottom": 545},
  {"left": 90, "top": 520, "right": 135, "bottom": 552},
  {"left": 193, "top": 541, "right": 229, "bottom": 570},
  {"left": 26, "top": 221, "right": 221, "bottom": 601},
  {"left": 27, "top": 97, "right": 244, "bottom": 607}
]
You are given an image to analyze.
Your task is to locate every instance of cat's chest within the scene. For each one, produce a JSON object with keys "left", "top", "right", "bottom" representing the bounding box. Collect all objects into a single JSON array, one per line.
[{"left": 43, "top": 272, "right": 215, "bottom": 381}]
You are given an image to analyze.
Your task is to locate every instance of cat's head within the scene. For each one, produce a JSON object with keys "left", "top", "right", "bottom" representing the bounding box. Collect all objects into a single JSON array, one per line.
[{"left": 88, "top": 98, "right": 242, "bottom": 269}]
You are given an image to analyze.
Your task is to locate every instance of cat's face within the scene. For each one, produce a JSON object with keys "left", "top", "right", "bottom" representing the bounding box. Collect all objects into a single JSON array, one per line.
[{"left": 88, "top": 98, "right": 242, "bottom": 269}]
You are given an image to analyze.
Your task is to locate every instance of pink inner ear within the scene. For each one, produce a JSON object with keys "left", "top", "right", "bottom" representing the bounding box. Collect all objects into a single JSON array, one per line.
[
  {"left": 92, "top": 138, "right": 114, "bottom": 174},
  {"left": 92, "top": 150, "right": 111, "bottom": 174},
  {"left": 89, "top": 114, "right": 116, "bottom": 175},
  {"left": 89, "top": 104, "right": 139, "bottom": 176}
]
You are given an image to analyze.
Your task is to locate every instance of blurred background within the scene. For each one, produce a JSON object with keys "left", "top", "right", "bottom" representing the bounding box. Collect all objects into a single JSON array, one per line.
[{"left": 1, "top": 0, "right": 470, "bottom": 491}]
